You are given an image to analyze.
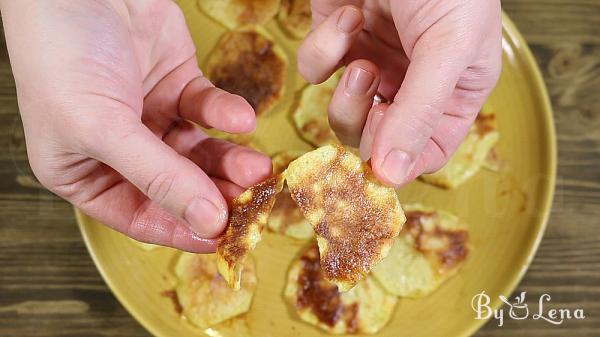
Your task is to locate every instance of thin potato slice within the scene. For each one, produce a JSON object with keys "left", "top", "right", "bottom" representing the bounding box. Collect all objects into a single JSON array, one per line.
[
  {"left": 285, "top": 244, "right": 397, "bottom": 334},
  {"left": 285, "top": 145, "right": 405, "bottom": 291},
  {"left": 278, "top": 0, "right": 311, "bottom": 39},
  {"left": 421, "top": 110, "right": 499, "bottom": 188},
  {"left": 268, "top": 151, "right": 314, "bottom": 239},
  {"left": 205, "top": 30, "right": 288, "bottom": 116},
  {"left": 217, "top": 174, "right": 285, "bottom": 289},
  {"left": 293, "top": 76, "right": 339, "bottom": 146},
  {"left": 175, "top": 253, "right": 256, "bottom": 327},
  {"left": 197, "top": 0, "right": 280, "bottom": 30},
  {"left": 372, "top": 204, "right": 471, "bottom": 297}
]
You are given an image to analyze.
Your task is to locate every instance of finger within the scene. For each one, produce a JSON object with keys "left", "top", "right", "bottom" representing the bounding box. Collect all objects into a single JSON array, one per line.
[
  {"left": 211, "top": 177, "right": 245, "bottom": 203},
  {"left": 421, "top": 113, "right": 476, "bottom": 173},
  {"left": 68, "top": 167, "right": 217, "bottom": 253},
  {"left": 328, "top": 59, "right": 380, "bottom": 147},
  {"left": 127, "top": 201, "right": 219, "bottom": 253},
  {"left": 179, "top": 76, "right": 256, "bottom": 133},
  {"left": 298, "top": 5, "right": 364, "bottom": 84},
  {"left": 359, "top": 103, "right": 389, "bottom": 161},
  {"left": 163, "top": 121, "right": 272, "bottom": 188},
  {"left": 371, "top": 42, "right": 467, "bottom": 187},
  {"left": 340, "top": 32, "right": 409, "bottom": 100},
  {"left": 86, "top": 121, "right": 228, "bottom": 238},
  {"left": 142, "top": 56, "right": 202, "bottom": 136}
]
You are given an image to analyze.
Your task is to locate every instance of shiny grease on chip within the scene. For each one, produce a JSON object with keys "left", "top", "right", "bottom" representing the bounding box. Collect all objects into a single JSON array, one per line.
[
  {"left": 217, "top": 174, "right": 284, "bottom": 289},
  {"left": 285, "top": 145, "right": 405, "bottom": 291}
]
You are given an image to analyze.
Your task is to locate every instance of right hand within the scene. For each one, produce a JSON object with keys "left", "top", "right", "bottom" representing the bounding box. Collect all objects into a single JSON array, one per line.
[{"left": 1, "top": 0, "right": 272, "bottom": 252}]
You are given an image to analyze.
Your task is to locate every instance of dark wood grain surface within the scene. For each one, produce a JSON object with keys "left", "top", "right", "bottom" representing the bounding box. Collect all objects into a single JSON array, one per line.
[{"left": 1, "top": 1, "right": 599, "bottom": 336}]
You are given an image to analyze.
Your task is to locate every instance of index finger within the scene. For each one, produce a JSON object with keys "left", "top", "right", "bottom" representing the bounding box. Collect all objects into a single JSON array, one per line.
[{"left": 297, "top": 5, "right": 364, "bottom": 84}]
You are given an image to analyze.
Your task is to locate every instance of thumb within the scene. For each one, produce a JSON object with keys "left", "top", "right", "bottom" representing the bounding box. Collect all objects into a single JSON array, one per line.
[
  {"left": 87, "top": 121, "right": 228, "bottom": 238},
  {"left": 371, "top": 41, "right": 465, "bottom": 187}
]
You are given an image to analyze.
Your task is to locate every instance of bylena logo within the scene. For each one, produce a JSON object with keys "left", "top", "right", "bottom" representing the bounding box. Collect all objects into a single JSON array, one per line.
[{"left": 471, "top": 291, "right": 586, "bottom": 327}]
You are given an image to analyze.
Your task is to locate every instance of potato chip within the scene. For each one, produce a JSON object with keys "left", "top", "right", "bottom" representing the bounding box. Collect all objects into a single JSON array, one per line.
[
  {"left": 267, "top": 151, "right": 314, "bottom": 239},
  {"left": 175, "top": 253, "right": 256, "bottom": 327},
  {"left": 284, "top": 145, "right": 405, "bottom": 291},
  {"left": 421, "top": 110, "right": 499, "bottom": 188},
  {"left": 293, "top": 76, "right": 339, "bottom": 146},
  {"left": 372, "top": 204, "right": 471, "bottom": 297},
  {"left": 217, "top": 174, "right": 285, "bottom": 290},
  {"left": 278, "top": 0, "right": 311, "bottom": 39},
  {"left": 197, "top": 0, "right": 280, "bottom": 30},
  {"left": 205, "top": 30, "right": 288, "bottom": 116},
  {"left": 285, "top": 244, "right": 397, "bottom": 334}
]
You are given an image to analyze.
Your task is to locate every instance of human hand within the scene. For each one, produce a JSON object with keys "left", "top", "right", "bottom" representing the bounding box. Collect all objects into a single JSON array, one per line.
[
  {"left": 1, "top": 0, "right": 272, "bottom": 252},
  {"left": 298, "top": 0, "right": 502, "bottom": 187}
]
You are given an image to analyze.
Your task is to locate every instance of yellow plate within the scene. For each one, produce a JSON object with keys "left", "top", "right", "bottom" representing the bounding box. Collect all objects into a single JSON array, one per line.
[{"left": 77, "top": 2, "right": 556, "bottom": 336}]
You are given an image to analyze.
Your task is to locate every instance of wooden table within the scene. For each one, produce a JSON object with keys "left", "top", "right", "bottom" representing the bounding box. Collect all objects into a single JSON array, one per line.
[{"left": 1, "top": 1, "right": 598, "bottom": 336}]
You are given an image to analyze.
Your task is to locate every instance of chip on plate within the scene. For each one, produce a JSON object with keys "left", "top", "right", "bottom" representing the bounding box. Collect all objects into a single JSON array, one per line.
[
  {"left": 372, "top": 204, "right": 471, "bottom": 298},
  {"left": 285, "top": 244, "right": 397, "bottom": 334},
  {"left": 278, "top": 0, "right": 312, "bottom": 39},
  {"left": 420, "top": 110, "right": 499, "bottom": 188},
  {"left": 285, "top": 145, "right": 405, "bottom": 291},
  {"left": 175, "top": 253, "right": 257, "bottom": 327},
  {"left": 205, "top": 30, "right": 288, "bottom": 116},
  {"left": 267, "top": 151, "right": 314, "bottom": 240},
  {"left": 217, "top": 174, "right": 285, "bottom": 290},
  {"left": 197, "top": 0, "right": 280, "bottom": 30},
  {"left": 293, "top": 76, "right": 339, "bottom": 146}
]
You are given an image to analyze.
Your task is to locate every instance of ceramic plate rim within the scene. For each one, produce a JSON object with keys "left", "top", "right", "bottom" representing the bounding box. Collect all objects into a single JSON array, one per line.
[{"left": 76, "top": 11, "right": 557, "bottom": 337}]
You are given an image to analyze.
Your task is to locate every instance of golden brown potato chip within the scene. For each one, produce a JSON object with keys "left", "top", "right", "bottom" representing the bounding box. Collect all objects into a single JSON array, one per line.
[
  {"left": 278, "top": 0, "right": 312, "bottom": 39},
  {"left": 175, "top": 253, "right": 256, "bottom": 327},
  {"left": 197, "top": 0, "right": 280, "bottom": 30},
  {"left": 284, "top": 145, "right": 405, "bottom": 291},
  {"left": 267, "top": 151, "right": 314, "bottom": 239},
  {"left": 285, "top": 244, "right": 397, "bottom": 334},
  {"left": 205, "top": 30, "right": 288, "bottom": 116},
  {"left": 293, "top": 76, "right": 339, "bottom": 146},
  {"left": 217, "top": 174, "right": 285, "bottom": 289},
  {"left": 372, "top": 204, "right": 471, "bottom": 297},
  {"left": 421, "top": 110, "right": 499, "bottom": 188}
]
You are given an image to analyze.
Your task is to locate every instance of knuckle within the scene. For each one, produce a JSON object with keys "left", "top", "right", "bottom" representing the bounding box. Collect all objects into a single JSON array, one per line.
[
  {"left": 409, "top": 106, "right": 441, "bottom": 139},
  {"left": 145, "top": 171, "right": 177, "bottom": 205}
]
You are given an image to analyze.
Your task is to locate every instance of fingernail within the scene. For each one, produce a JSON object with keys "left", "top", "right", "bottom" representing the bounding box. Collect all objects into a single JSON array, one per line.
[
  {"left": 345, "top": 67, "right": 375, "bottom": 96},
  {"left": 337, "top": 7, "right": 362, "bottom": 33},
  {"left": 185, "top": 197, "right": 226, "bottom": 238},
  {"left": 381, "top": 149, "right": 413, "bottom": 185}
]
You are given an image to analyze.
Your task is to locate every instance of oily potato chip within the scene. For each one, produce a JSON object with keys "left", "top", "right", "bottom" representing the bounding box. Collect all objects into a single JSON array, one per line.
[
  {"left": 175, "top": 253, "right": 257, "bottom": 327},
  {"left": 285, "top": 244, "right": 397, "bottom": 334},
  {"left": 278, "top": 0, "right": 311, "bottom": 39},
  {"left": 293, "top": 76, "right": 340, "bottom": 146},
  {"left": 372, "top": 204, "right": 471, "bottom": 298},
  {"left": 421, "top": 110, "right": 499, "bottom": 188},
  {"left": 217, "top": 174, "right": 285, "bottom": 289},
  {"left": 285, "top": 145, "right": 405, "bottom": 291},
  {"left": 197, "top": 0, "right": 280, "bottom": 30},
  {"left": 268, "top": 151, "right": 314, "bottom": 240},
  {"left": 205, "top": 30, "right": 288, "bottom": 116}
]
